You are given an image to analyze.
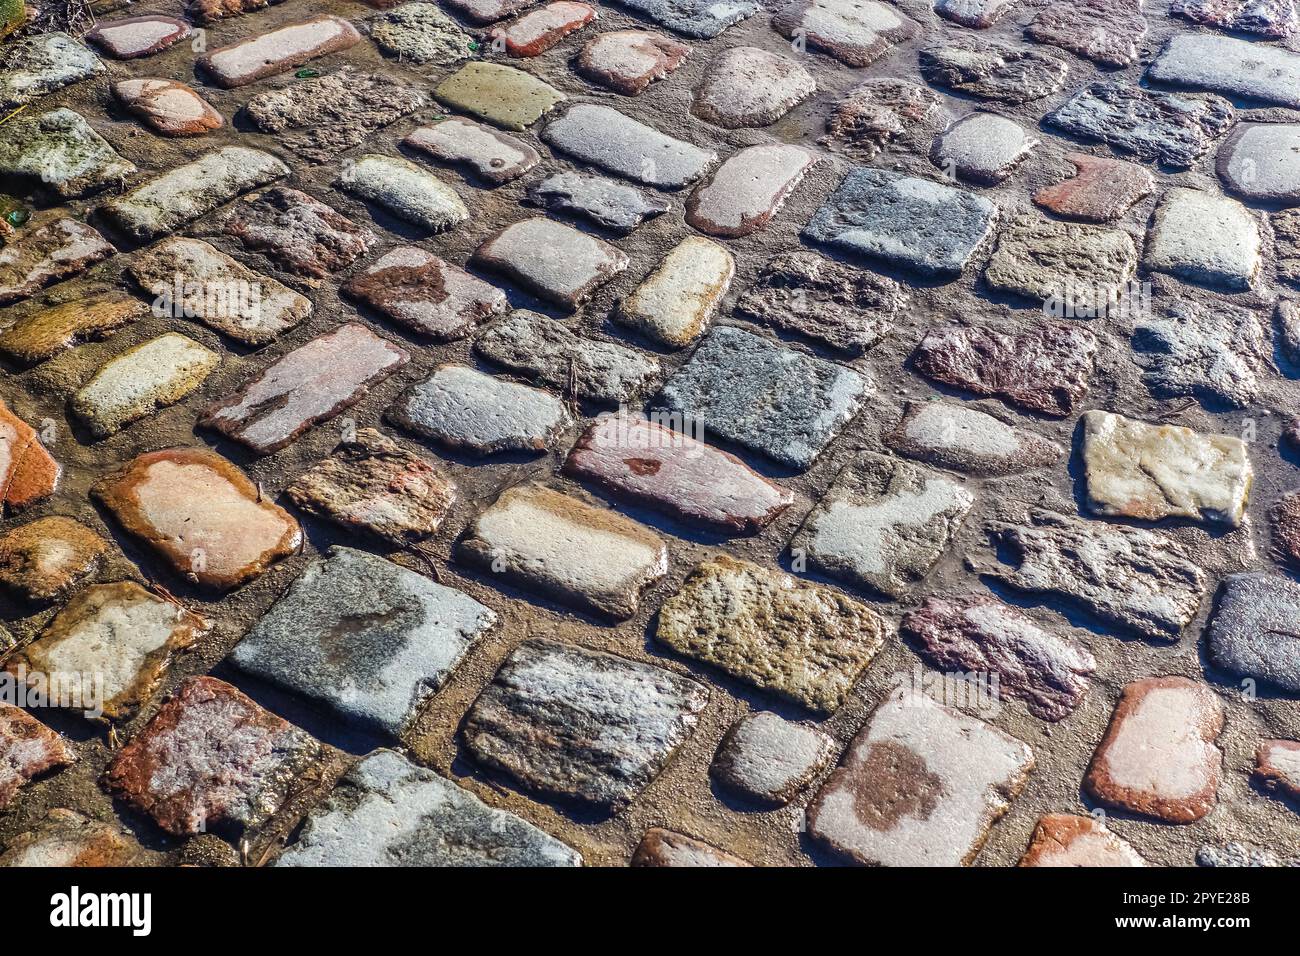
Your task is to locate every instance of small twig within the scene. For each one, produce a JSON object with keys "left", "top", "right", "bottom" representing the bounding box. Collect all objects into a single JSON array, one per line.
[{"left": 0, "top": 105, "right": 27, "bottom": 130}]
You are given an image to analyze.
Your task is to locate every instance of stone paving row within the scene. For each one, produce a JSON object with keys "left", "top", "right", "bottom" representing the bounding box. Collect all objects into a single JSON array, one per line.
[{"left": 0, "top": 0, "right": 1297, "bottom": 868}]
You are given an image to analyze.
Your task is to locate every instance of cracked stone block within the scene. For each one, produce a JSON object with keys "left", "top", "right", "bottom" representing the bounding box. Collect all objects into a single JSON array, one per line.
[
  {"left": 85, "top": 15, "right": 191, "bottom": 58},
  {"left": 912, "top": 322, "right": 1097, "bottom": 418},
  {"left": 919, "top": 41, "right": 1068, "bottom": 104},
  {"left": 489, "top": 2, "right": 597, "bottom": 56},
  {"left": 526, "top": 171, "right": 671, "bottom": 233},
  {"left": 0, "top": 218, "right": 113, "bottom": 306},
  {"left": 369, "top": 2, "right": 474, "bottom": 64},
  {"left": 576, "top": 29, "right": 689, "bottom": 95},
  {"left": 463, "top": 637, "right": 708, "bottom": 808},
  {"left": 1033, "top": 152, "right": 1153, "bottom": 223},
  {"left": 792, "top": 451, "right": 973, "bottom": 599},
  {"left": 1148, "top": 34, "right": 1300, "bottom": 109},
  {"left": 935, "top": 0, "right": 1016, "bottom": 27},
  {"left": 0, "top": 33, "right": 103, "bottom": 110},
  {"left": 771, "top": 0, "right": 921, "bottom": 67},
  {"left": 711, "top": 712, "right": 836, "bottom": 807},
  {"left": 275, "top": 750, "right": 580, "bottom": 866},
  {"left": 336, "top": 154, "right": 468, "bottom": 233},
  {"left": 471, "top": 217, "right": 627, "bottom": 310},
  {"left": 615, "top": 0, "right": 758, "bottom": 37},
  {"left": 930, "top": 113, "right": 1037, "bottom": 186},
  {"left": 806, "top": 689, "right": 1034, "bottom": 866},
  {"left": 1255, "top": 740, "right": 1300, "bottom": 802},
  {"left": 231, "top": 547, "right": 495, "bottom": 737},
  {"left": 1019, "top": 814, "right": 1147, "bottom": 867},
  {"left": 563, "top": 413, "right": 795, "bottom": 534},
  {"left": 9, "top": 581, "right": 208, "bottom": 722},
  {"left": 983, "top": 213, "right": 1137, "bottom": 306},
  {"left": 1279, "top": 210, "right": 1300, "bottom": 286},
  {"left": 405, "top": 118, "right": 539, "bottom": 186},
  {"left": 0, "top": 108, "right": 135, "bottom": 200},
  {"left": 1144, "top": 188, "right": 1261, "bottom": 291},
  {"left": 0, "top": 705, "right": 74, "bottom": 810},
  {"left": 1025, "top": 0, "right": 1147, "bottom": 68},
  {"left": 735, "top": 249, "right": 905, "bottom": 356},
  {"left": 632, "top": 829, "right": 750, "bottom": 866},
  {"left": 1046, "top": 83, "right": 1235, "bottom": 169},
  {"left": 200, "top": 324, "right": 408, "bottom": 455},
  {"left": 101, "top": 146, "right": 288, "bottom": 242},
  {"left": 803, "top": 167, "right": 998, "bottom": 278},
  {"left": 459, "top": 483, "right": 667, "bottom": 619},
  {"left": 1206, "top": 573, "right": 1300, "bottom": 694},
  {"left": 0, "top": 291, "right": 147, "bottom": 365},
  {"left": 0, "top": 809, "right": 145, "bottom": 867},
  {"left": 197, "top": 16, "right": 362, "bottom": 88},
  {"left": 93, "top": 446, "right": 302, "bottom": 591},
  {"left": 71, "top": 333, "right": 220, "bottom": 439},
  {"left": 692, "top": 46, "right": 814, "bottom": 129},
  {"left": 541, "top": 103, "right": 717, "bottom": 188},
  {"left": 343, "top": 247, "right": 506, "bottom": 340},
  {"left": 614, "top": 236, "right": 733, "bottom": 346},
  {"left": 128, "top": 237, "right": 310, "bottom": 346},
  {"left": 218, "top": 187, "right": 377, "bottom": 279},
  {"left": 685, "top": 143, "right": 817, "bottom": 238},
  {"left": 103, "top": 676, "right": 321, "bottom": 836},
  {"left": 387, "top": 364, "right": 572, "bottom": 455},
  {"left": 443, "top": 0, "right": 542, "bottom": 23},
  {"left": 1132, "top": 303, "right": 1270, "bottom": 409},
  {"left": 1217, "top": 124, "right": 1300, "bottom": 205},
  {"left": 901, "top": 595, "right": 1096, "bottom": 721},
  {"left": 0, "top": 400, "right": 60, "bottom": 511},
  {"left": 286, "top": 428, "right": 455, "bottom": 546},
  {"left": 821, "top": 78, "right": 942, "bottom": 162},
  {"left": 475, "top": 311, "right": 659, "bottom": 404},
  {"left": 241, "top": 68, "right": 425, "bottom": 163},
  {"left": 190, "top": 0, "right": 287, "bottom": 23},
  {"left": 1086, "top": 676, "right": 1223, "bottom": 824},
  {"left": 659, "top": 325, "right": 872, "bottom": 470},
  {"left": 434, "top": 62, "right": 565, "bottom": 131},
  {"left": 657, "top": 555, "right": 886, "bottom": 714},
  {"left": 0, "top": 516, "right": 108, "bottom": 603},
  {"left": 886, "top": 401, "right": 1063, "bottom": 476},
  {"left": 1173, "top": 0, "right": 1298, "bottom": 36},
  {"left": 114, "top": 79, "right": 223, "bottom": 137},
  {"left": 981, "top": 509, "right": 1207, "bottom": 641}
]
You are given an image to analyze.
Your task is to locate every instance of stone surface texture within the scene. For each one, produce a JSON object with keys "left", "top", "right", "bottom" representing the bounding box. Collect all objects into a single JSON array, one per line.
[
  {"left": 791, "top": 451, "right": 974, "bottom": 598},
  {"left": 806, "top": 689, "right": 1034, "bottom": 866},
  {"left": 656, "top": 556, "right": 887, "bottom": 714},
  {"left": 230, "top": 547, "right": 495, "bottom": 738},
  {"left": 1081, "top": 411, "right": 1253, "bottom": 527},
  {"left": 1085, "top": 677, "right": 1224, "bottom": 824},
  {"left": 462, "top": 638, "right": 708, "bottom": 809},
  {"left": 459, "top": 483, "right": 668, "bottom": 619},
  {"left": 275, "top": 750, "right": 580, "bottom": 866}
]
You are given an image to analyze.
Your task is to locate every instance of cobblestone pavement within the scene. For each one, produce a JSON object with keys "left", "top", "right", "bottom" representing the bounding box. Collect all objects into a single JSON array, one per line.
[{"left": 0, "top": 0, "right": 1298, "bottom": 868}]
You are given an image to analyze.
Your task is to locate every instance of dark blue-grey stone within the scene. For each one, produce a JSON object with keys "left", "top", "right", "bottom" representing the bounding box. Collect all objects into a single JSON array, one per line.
[
  {"left": 658, "top": 325, "right": 872, "bottom": 470},
  {"left": 1206, "top": 573, "right": 1300, "bottom": 695},
  {"left": 802, "top": 167, "right": 998, "bottom": 278},
  {"left": 229, "top": 547, "right": 496, "bottom": 737},
  {"left": 615, "top": 0, "right": 759, "bottom": 38}
]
